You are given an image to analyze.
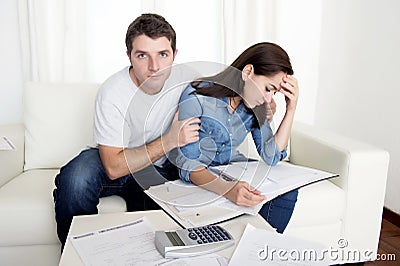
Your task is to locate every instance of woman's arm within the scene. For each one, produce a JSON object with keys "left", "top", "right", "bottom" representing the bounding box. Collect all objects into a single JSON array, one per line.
[
  {"left": 252, "top": 75, "right": 299, "bottom": 165},
  {"left": 176, "top": 86, "right": 205, "bottom": 181},
  {"left": 189, "top": 168, "right": 265, "bottom": 207},
  {"left": 274, "top": 75, "right": 299, "bottom": 150}
]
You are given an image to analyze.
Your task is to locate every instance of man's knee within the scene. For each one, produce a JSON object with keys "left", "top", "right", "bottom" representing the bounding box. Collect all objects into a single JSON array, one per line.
[{"left": 54, "top": 149, "right": 104, "bottom": 201}]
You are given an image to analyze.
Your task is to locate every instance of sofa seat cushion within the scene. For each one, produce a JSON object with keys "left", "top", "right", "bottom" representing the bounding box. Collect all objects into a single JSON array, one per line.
[
  {"left": 287, "top": 179, "right": 345, "bottom": 228},
  {"left": 0, "top": 169, "right": 126, "bottom": 246}
]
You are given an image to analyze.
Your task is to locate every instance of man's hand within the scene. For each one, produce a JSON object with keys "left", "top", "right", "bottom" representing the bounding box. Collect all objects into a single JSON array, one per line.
[{"left": 164, "top": 109, "right": 201, "bottom": 149}]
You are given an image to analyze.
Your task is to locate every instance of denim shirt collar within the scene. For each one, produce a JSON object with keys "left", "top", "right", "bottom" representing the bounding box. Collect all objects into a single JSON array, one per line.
[
  {"left": 216, "top": 97, "right": 229, "bottom": 108},
  {"left": 216, "top": 97, "right": 246, "bottom": 114}
]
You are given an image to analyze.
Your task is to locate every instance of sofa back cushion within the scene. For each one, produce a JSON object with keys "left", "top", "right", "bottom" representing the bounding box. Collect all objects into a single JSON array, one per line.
[
  {"left": 237, "top": 132, "right": 290, "bottom": 162},
  {"left": 24, "top": 82, "right": 100, "bottom": 170}
]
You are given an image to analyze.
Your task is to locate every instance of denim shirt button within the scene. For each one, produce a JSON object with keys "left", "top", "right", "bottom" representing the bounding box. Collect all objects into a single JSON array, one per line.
[
  {"left": 209, "top": 131, "right": 212, "bottom": 134},
  {"left": 229, "top": 133, "right": 232, "bottom": 137}
]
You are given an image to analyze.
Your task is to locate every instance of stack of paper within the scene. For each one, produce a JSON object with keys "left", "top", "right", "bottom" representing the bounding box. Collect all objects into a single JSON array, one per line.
[
  {"left": 146, "top": 161, "right": 337, "bottom": 227},
  {"left": 210, "top": 161, "right": 338, "bottom": 201},
  {"left": 145, "top": 180, "right": 259, "bottom": 227},
  {"left": 70, "top": 217, "right": 228, "bottom": 266}
]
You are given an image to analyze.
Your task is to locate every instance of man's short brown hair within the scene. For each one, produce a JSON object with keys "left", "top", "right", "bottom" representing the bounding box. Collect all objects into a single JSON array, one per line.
[{"left": 125, "top": 13, "right": 176, "bottom": 55}]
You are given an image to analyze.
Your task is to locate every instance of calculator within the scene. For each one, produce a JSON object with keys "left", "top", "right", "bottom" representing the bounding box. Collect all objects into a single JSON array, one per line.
[{"left": 155, "top": 225, "right": 234, "bottom": 258}]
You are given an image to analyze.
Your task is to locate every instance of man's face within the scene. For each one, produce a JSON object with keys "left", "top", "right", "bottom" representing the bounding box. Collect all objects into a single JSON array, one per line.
[{"left": 128, "top": 35, "right": 176, "bottom": 94}]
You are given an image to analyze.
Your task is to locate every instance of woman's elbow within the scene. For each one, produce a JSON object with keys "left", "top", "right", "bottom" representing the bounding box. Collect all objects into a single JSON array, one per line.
[
  {"left": 261, "top": 154, "right": 280, "bottom": 166},
  {"left": 263, "top": 159, "right": 276, "bottom": 166}
]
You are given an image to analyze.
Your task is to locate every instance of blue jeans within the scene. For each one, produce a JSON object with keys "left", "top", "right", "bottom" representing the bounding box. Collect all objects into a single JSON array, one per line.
[
  {"left": 259, "top": 189, "right": 298, "bottom": 233},
  {"left": 53, "top": 148, "right": 178, "bottom": 246}
]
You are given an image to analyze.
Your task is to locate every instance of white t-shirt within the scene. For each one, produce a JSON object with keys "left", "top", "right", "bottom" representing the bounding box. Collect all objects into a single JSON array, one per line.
[{"left": 94, "top": 65, "right": 199, "bottom": 166}]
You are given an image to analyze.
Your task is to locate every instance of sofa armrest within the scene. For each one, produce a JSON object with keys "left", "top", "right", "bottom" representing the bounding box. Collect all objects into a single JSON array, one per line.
[
  {"left": 289, "top": 122, "right": 389, "bottom": 259},
  {"left": 0, "top": 124, "right": 24, "bottom": 187}
]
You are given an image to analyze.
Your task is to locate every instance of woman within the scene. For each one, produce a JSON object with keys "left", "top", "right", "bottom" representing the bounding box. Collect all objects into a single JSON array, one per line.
[{"left": 176, "top": 42, "right": 299, "bottom": 233}]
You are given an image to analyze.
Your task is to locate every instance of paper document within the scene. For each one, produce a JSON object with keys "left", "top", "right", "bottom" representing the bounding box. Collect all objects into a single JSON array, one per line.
[
  {"left": 71, "top": 217, "right": 171, "bottom": 265},
  {"left": 146, "top": 161, "right": 337, "bottom": 227},
  {"left": 210, "top": 161, "right": 337, "bottom": 201},
  {"left": 0, "top": 136, "right": 16, "bottom": 150},
  {"left": 145, "top": 180, "right": 252, "bottom": 227},
  {"left": 229, "top": 224, "right": 331, "bottom": 265},
  {"left": 70, "top": 217, "right": 227, "bottom": 266},
  {"left": 146, "top": 179, "right": 258, "bottom": 213},
  {"left": 159, "top": 254, "right": 227, "bottom": 266}
]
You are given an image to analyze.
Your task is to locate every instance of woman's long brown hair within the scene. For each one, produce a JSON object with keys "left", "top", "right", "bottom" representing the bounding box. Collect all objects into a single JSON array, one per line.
[{"left": 191, "top": 42, "right": 293, "bottom": 127}]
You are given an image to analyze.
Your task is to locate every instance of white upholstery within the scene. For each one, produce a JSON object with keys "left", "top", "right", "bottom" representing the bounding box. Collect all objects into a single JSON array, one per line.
[
  {"left": 0, "top": 170, "right": 60, "bottom": 246},
  {"left": 289, "top": 122, "right": 390, "bottom": 258},
  {"left": 24, "top": 82, "right": 99, "bottom": 170},
  {"left": 0, "top": 82, "right": 389, "bottom": 265},
  {"left": 0, "top": 169, "right": 126, "bottom": 246},
  {"left": 289, "top": 180, "right": 345, "bottom": 227}
]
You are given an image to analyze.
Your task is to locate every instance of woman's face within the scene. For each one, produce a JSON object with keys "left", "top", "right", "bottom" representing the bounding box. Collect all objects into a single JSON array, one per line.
[{"left": 242, "top": 70, "right": 286, "bottom": 109}]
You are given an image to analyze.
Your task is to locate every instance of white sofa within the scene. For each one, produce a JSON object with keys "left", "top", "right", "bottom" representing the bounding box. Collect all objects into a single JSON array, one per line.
[{"left": 0, "top": 82, "right": 389, "bottom": 265}]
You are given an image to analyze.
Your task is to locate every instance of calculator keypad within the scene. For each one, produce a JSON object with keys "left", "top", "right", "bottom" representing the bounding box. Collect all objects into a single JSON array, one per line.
[{"left": 187, "top": 225, "right": 231, "bottom": 244}]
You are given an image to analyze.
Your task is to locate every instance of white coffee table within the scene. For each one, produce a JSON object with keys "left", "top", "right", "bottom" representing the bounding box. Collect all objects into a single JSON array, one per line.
[{"left": 59, "top": 210, "right": 274, "bottom": 265}]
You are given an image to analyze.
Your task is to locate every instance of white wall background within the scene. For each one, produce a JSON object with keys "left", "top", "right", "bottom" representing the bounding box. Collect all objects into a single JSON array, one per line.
[
  {"left": 1, "top": 0, "right": 399, "bottom": 214},
  {"left": 0, "top": 0, "right": 24, "bottom": 125}
]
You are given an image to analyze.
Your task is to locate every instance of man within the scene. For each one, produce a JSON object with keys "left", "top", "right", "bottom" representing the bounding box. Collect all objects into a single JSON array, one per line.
[{"left": 53, "top": 13, "right": 200, "bottom": 247}]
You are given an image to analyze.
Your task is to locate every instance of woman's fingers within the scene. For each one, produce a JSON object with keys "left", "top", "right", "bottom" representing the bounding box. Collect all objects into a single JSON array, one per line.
[
  {"left": 283, "top": 75, "right": 298, "bottom": 88},
  {"left": 280, "top": 75, "right": 299, "bottom": 110},
  {"left": 234, "top": 181, "right": 265, "bottom": 206}
]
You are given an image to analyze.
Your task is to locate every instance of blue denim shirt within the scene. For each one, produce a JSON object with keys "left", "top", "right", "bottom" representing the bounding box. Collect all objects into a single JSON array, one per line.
[{"left": 176, "top": 83, "right": 287, "bottom": 182}]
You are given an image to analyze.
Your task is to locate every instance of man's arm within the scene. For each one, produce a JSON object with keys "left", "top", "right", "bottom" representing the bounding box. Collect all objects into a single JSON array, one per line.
[{"left": 99, "top": 111, "right": 200, "bottom": 180}]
